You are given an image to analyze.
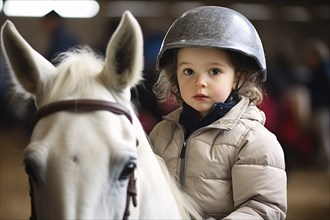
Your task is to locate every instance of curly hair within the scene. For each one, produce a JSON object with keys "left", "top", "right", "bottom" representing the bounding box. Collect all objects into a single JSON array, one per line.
[{"left": 153, "top": 48, "right": 265, "bottom": 105}]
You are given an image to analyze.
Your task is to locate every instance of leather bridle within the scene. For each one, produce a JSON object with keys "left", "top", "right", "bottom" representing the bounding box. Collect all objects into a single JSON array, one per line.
[{"left": 29, "top": 99, "right": 138, "bottom": 220}]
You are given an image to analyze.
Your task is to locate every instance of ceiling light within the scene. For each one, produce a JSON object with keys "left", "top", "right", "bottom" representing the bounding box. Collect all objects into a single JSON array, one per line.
[
  {"left": 4, "top": 0, "right": 52, "bottom": 17},
  {"left": 283, "top": 6, "right": 311, "bottom": 22},
  {"left": 230, "top": 3, "right": 272, "bottom": 20},
  {"left": 3, "top": 0, "right": 99, "bottom": 18},
  {"left": 54, "top": 1, "right": 99, "bottom": 18}
]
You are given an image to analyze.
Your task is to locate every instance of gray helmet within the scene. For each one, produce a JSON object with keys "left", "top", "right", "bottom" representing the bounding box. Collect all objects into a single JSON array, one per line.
[{"left": 156, "top": 6, "right": 266, "bottom": 81}]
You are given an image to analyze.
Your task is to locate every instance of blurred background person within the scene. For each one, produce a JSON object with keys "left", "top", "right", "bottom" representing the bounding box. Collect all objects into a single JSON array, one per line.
[
  {"left": 263, "top": 50, "right": 313, "bottom": 173},
  {"left": 42, "top": 10, "right": 80, "bottom": 64},
  {"left": 304, "top": 38, "right": 330, "bottom": 174}
]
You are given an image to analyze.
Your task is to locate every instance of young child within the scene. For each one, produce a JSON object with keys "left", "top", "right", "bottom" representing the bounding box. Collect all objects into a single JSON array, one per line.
[{"left": 149, "top": 6, "right": 287, "bottom": 219}]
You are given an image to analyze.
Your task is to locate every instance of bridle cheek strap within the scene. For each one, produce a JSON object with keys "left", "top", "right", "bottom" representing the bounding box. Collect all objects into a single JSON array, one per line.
[
  {"left": 30, "top": 99, "right": 137, "bottom": 220},
  {"left": 123, "top": 169, "right": 138, "bottom": 220}
]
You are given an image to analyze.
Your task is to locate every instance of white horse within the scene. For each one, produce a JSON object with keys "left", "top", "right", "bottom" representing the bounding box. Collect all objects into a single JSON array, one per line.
[{"left": 1, "top": 11, "right": 202, "bottom": 220}]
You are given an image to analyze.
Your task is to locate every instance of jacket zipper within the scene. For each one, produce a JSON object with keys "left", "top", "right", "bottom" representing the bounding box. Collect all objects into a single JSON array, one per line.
[
  {"left": 164, "top": 114, "right": 230, "bottom": 189},
  {"left": 177, "top": 127, "right": 227, "bottom": 188},
  {"left": 179, "top": 141, "right": 187, "bottom": 187}
]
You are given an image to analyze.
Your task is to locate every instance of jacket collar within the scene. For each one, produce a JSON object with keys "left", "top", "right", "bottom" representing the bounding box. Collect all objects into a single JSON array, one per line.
[
  {"left": 163, "top": 97, "right": 264, "bottom": 131},
  {"left": 179, "top": 100, "right": 237, "bottom": 138}
]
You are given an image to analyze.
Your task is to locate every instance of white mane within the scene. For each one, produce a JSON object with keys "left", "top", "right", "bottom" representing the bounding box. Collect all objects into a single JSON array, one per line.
[{"left": 46, "top": 48, "right": 104, "bottom": 102}]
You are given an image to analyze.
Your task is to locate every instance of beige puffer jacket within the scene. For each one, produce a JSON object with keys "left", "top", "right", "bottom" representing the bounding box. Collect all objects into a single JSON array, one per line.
[{"left": 149, "top": 98, "right": 287, "bottom": 219}]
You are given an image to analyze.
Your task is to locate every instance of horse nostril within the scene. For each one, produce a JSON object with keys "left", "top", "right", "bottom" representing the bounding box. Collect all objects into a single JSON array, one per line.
[
  {"left": 25, "top": 162, "right": 38, "bottom": 183},
  {"left": 72, "top": 155, "right": 79, "bottom": 164}
]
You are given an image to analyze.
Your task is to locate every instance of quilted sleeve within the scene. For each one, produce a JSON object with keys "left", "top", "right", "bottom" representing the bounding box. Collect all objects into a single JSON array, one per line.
[{"left": 224, "top": 124, "right": 287, "bottom": 220}]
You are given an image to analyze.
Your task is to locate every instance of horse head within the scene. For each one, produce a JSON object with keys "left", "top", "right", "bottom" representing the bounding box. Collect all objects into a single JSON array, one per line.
[{"left": 1, "top": 11, "right": 201, "bottom": 220}]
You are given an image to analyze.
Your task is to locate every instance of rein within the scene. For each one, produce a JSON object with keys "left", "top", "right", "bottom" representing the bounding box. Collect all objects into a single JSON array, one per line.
[{"left": 29, "top": 99, "right": 138, "bottom": 220}]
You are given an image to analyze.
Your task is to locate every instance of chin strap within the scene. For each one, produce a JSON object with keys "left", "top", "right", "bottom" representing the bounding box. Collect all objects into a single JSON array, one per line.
[{"left": 226, "top": 73, "right": 244, "bottom": 103}]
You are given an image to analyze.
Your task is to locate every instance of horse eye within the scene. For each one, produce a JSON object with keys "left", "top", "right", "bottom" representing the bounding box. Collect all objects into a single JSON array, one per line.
[{"left": 119, "top": 162, "right": 136, "bottom": 180}]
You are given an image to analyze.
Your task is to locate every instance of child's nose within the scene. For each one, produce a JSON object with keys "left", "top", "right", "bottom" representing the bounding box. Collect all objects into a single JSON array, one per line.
[{"left": 194, "top": 74, "right": 207, "bottom": 88}]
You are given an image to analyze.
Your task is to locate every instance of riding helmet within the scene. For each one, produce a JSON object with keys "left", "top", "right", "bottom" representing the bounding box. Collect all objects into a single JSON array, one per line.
[{"left": 156, "top": 6, "right": 267, "bottom": 81}]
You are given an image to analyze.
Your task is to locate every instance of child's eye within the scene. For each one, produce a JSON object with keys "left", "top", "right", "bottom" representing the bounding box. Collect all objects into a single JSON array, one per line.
[
  {"left": 209, "top": 68, "right": 221, "bottom": 75},
  {"left": 183, "top": 68, "right": 194, "bottom": 75}
]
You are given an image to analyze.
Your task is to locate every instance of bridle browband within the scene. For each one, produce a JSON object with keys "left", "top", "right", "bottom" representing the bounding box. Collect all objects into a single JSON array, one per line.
[
  {"left": 32, "top": 99, "right": 133, "bottom": 128},
  {"left": 29, "top": 99, "right": 138, "bottom": 220}
]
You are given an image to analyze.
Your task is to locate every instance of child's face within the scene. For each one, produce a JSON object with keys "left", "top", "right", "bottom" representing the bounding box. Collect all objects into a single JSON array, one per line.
[{"left": 177, "top": 48, "right": 236, "bottom": 117}]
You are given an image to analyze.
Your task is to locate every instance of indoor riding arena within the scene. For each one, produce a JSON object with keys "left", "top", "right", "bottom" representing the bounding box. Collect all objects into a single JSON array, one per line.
[{"left": 1, "top": 0, "right": 329, "bottom": 219}]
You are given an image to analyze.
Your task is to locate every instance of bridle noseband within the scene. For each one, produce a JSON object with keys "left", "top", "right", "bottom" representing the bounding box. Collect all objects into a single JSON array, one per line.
[{"left": 29, "top": 99, "right": 138, "bottom": 220}]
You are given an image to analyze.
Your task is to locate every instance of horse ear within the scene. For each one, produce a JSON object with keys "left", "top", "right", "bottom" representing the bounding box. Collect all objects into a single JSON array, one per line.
[
  {"left": 1, "top": 20, "right": 56, "bottom": 95},
  {"left": 101, "top": 11, "right": 143, "bottom": 91}
]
